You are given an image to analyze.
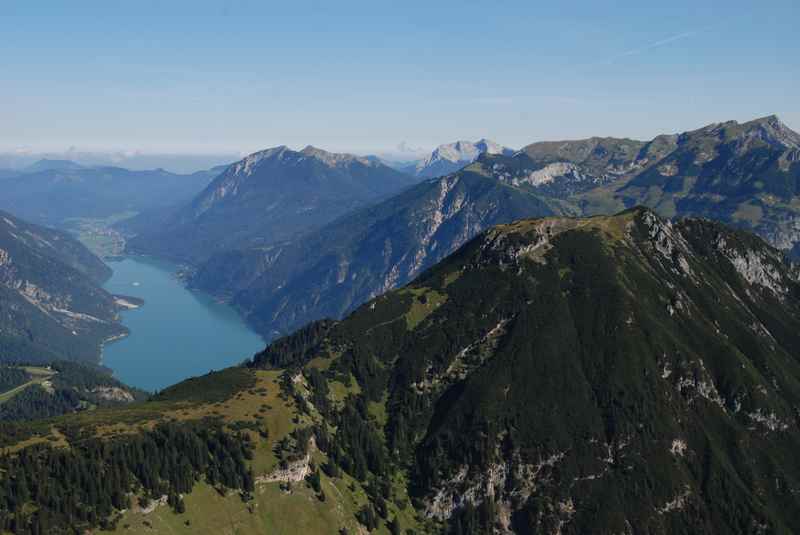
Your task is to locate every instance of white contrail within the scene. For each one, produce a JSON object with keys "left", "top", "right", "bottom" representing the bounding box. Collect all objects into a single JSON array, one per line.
[{"left": 585, "top": 27, "right": 709, "bottom": 68}]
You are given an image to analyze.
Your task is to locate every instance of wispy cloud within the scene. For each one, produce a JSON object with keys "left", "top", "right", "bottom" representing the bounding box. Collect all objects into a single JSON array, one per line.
[{"left": 583, "top": 26, "right": 712, "bottom": 69}]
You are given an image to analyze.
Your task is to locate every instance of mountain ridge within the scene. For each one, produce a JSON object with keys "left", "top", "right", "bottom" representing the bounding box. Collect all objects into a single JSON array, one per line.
[
  {"left": 0, "top": 210, "right": 128, "bottom": 364},
  {"left": 187, "top": 115, "right": 800, "bottom": 342},
  {"left": 190, "top": 168, "right": 563, "bottom": 338},
  {"left": 4, "top": 208, "right": 800, "bottom": 534},
  {"left": 127, "top": 145, "right": 421, "bottom": 264}
]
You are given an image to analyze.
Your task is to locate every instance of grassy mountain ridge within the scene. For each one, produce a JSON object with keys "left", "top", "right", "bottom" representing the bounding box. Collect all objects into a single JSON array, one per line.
[{"left": 2, "top": 209, "right": 800, "bottom": 533}]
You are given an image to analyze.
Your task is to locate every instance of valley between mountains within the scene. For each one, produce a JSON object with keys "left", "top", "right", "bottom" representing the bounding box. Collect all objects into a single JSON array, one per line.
[
  {"left": 1, "top": 115, "right": 800, "bottom": 535},
  {"left": 134, "top": 115, "right": 800, "bottom": 343}
]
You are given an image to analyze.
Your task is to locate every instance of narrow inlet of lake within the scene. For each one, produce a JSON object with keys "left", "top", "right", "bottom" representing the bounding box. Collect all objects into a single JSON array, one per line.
[{"left": 102, "top": 257, "right": 265, "bottom": 392}]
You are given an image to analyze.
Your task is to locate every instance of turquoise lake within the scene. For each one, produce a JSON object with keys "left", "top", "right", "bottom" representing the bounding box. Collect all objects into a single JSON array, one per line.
[{"left": 102, "top": 257, "right": 265, "bottom": 392}]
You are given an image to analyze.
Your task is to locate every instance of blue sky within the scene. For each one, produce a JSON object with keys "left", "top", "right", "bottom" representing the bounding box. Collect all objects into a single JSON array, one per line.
[{"left": 1, "top": 0, "right": 798, "bottom": 157}]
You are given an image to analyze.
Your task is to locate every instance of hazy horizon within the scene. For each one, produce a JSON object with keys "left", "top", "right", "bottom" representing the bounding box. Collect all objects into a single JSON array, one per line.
[
  {"left": 2, "top": 0, "right": 797, "bottom": 162},
  {"left": 2, "top": 111, "right": 798, "bottom": 174}
]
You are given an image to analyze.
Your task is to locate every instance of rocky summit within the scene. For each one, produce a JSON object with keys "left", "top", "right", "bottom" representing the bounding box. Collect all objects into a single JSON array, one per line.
[
  {"left": 127, "top": 145, "right": 419, "bottom": 263},
  {"left": 474, "top": 115, "right": 800, "bottom": 257}
]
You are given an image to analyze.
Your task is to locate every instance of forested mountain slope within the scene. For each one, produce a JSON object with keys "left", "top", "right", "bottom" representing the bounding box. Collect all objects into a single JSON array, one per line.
[
  {"left": 0, "top": 211, "right": 127, "bottom": 364},
  {"left": 3, "top": 209, "right": 800, "bottom": 534},
  {"left": 0, "top": 361, "right": 146, "bottom": 422}
]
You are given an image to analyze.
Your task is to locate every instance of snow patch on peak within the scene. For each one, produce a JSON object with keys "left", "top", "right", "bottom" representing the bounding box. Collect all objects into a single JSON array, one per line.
[{"left": 415, "top": 139, "right": 514, "bottom": 177}]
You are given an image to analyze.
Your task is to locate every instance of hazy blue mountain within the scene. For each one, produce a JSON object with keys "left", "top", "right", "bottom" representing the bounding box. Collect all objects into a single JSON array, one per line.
[
  {"left": 190, "top": 165, "right": 563, "bottom": 338},
  {"left": 0, "top": 165, "right": 220, "bottom": 226},
  {"left": 127, "top": 145, "right": 421, "bottom": 264},
  {"left": 23, "top": 159, "right": 85, "bottom": 173}
]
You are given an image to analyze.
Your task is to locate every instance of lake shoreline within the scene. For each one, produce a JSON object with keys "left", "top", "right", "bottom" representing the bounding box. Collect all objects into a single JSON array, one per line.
[{"left": 100, "top": 256, "right": 265, "bottom": 391}]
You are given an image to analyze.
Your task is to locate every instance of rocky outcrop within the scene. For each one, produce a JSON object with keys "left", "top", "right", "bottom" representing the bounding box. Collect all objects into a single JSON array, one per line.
[{"left": 91, "top": 386, "right": 135, "bottom": 403}]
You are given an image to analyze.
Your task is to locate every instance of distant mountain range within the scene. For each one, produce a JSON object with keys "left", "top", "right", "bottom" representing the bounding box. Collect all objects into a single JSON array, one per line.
[
  {"left": 190, "top": 168, "right": 560, "bottom": 338},
  {"left": 0, "top": 151, "right": 240, "bottom": 174},
  {"left": 403, "top": 138, "right": 515, "bottom": 178},
  {"left": 179, "top": 115, "right": 800, "bottom": 341},
  {"left": 0, "top": 210, "right": 129, "bottom": 364},
  {"left": 480, "top": 115, "right": 800, "bottom": 254},
  {"left": 126, "top": 145, "right": 421, "bottom": 264},
  {"left": 0, "top": 162, "right": 223, "bottom": 226},
  {"left": 3, "top": 116, "right": 800, "bottom": 535},
  {"left": 23, "top": 159, "right": 86, "bottom": 173}
]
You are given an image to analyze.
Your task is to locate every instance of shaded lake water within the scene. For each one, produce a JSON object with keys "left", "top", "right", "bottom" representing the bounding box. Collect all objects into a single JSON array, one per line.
[{"left": 102, "top": 257, "right": 265, "bottom": 392}]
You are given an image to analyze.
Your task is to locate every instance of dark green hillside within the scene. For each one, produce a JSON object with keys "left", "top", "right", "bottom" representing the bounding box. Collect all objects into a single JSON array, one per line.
[
  {"left": 250, "top": 207, "right": 800, "bottom": 533},
  {"left": 0, "top": 210, "right": 111, "bottom": 283},
  {"left": 0, "top": 361, "right": 146, "bottom": 422},
  {"left": 3, "top": 209, "right": 800, "bottom": 534}
]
